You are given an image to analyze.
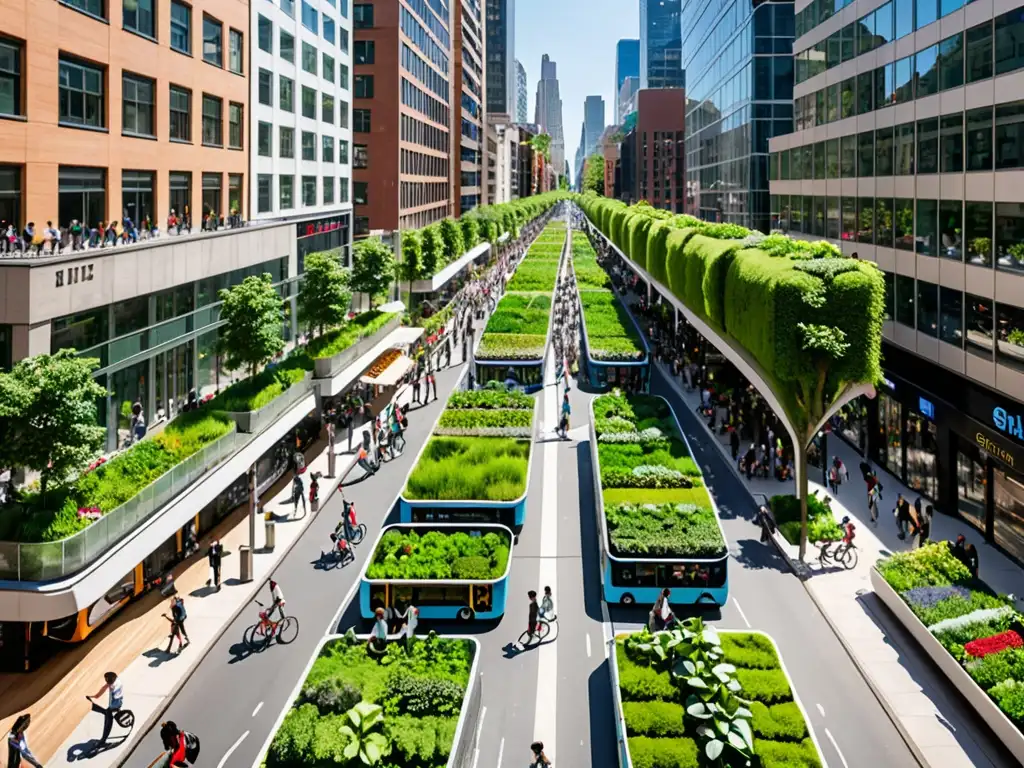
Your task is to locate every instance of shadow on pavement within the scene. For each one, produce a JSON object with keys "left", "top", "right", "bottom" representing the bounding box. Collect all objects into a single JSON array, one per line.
[
  {"left": 588, "top": 660, "right": 619, "bottom": 768},
  {"left": 65, "top": 734, "right": 127, "bottom": 763},
  {"left": 575, "top": 442, "right": 606, "bottom": 625},
  {"left": 731, "top": 538, "right": 791, "bottom": 573}
]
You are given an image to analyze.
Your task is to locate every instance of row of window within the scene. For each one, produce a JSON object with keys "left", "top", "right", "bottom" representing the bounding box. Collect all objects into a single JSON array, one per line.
[
  {"left": 254, "top": 173, "right": 349, "bottom": 213},
  {"left": 402, "top": 43, "right": 448, "bottom": 100},
  {"left": 795, "top": 0, "right": 977, "bottom": 45},
  {"left": 400, "top": 148, "right": 448, "bottom": 178},
  {"left": 399, "top": 181, "right": 448, "bottom": 209},
  {"left": 400, "top": 78, "right": 448, "bottom": 126},
  {"left": 354, "top": 3, "right": 374, "bottom": 28},
  {"left": 400, "top": 114, "right": 450, "bottom": 153},
  {"left": 406, "top": 0, "right": 450, "bottom": 49},
  {"left": 256, "top": 70, "right": 349, "bottom": 128},
  {"left": 298, "top": 0, "right": 349, "bottom": 50},
  {"left": 771, "top": 193, "right": 1024, "bottom": 270},
  {"left": 772, "top": 100, "right": 1024, "bottom": 180},
  {"left": 400, "top": 6, "right": 449, "bottom": 75},
  {"left": 256, "top": 123, "right": 349, "bottom": 164}
]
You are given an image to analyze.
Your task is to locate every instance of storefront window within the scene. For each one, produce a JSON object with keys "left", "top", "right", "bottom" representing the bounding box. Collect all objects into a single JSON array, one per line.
[
  {"left": 994, "top": 466, "right": 1024, "bottom": 562},
  {"left": 880, "top": 392, "right": 903, "bottom": 474},
  {"left": 957, "top": 448, "right": 987, "bottom": 532},
  {"left": 835, "top": 398, "right": 867, "bottom": 453},
  {"left": 110, "top": 360, "right": 149, "bottom": 449},
  {"left": 967, "top": 294, "right": 994, "bottom": 358},
  {"left": 905, "top": 412, "right": 939, "bottom": 499},
  {"left": 996, "top": 302, "right": 1024, "bottom": 371}
]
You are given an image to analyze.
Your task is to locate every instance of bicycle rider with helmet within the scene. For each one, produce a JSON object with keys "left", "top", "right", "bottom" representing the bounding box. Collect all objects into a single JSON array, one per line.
[{"left": 841, "top": 516, "right": 856, "bottom": 547}]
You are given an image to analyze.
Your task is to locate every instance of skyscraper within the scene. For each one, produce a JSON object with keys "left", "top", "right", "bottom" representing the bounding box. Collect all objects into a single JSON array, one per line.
[
  {"left": 486, "top": 0, "right": 515, "bottom": 115},
  {"left": 454, "top": 0, "right": 486, "bottom": 215},
  {"left": 515, "top": 60, "right": 528, "bottom": 123},
  {"left": 533, "top": 54, "right": 565, "bottom": 177},
  {"left": 584, "top": 95, "right": 605, "bottom": 156},
  {"left": 615, "top": 39, "right": 640, "bottom": 118},
  {"left": 640, "top": 0, "right": 684, "bottom": 89},
  {"left": 574, "top": 121, "right": 587, "bottom": 186},
  {"left": 618, "top": 76, "right": 640, "bottom": 122}
]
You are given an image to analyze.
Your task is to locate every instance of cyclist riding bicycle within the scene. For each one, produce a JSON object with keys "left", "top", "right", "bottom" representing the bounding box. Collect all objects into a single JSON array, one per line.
[
  {"left": 841, "top": 516, "right": 856, "bottom": 546},
  {"left": 327, "top": 522, "right": 353, "bottom": 563},
  {"left": 269, "top": 580, "right": 286, "bottom": 621},
  {"left": 539, "top": 586, "right": 555, "bottom": 620},
  {"left": 343, "top": 499, "right": 358, "bottom": 541}
]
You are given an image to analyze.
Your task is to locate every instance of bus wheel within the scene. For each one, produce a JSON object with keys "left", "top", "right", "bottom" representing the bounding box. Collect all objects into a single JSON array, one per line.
[
  {"left": 621, "top": 594, "right": 635, "bottom": 606},
  {"left": 457, "top": 607, "right": 475, "bottom": 621}
]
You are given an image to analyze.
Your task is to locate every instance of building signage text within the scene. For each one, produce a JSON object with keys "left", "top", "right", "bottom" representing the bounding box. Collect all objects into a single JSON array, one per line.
[
  {"left": 977, "top": 431, "right": 1016, "bottom": 468},
  {"left": 55, "top": 264, "right": 94, "bottom": 288},
  {"left": 993, "top": 407, "right": 1024, "bottom": 439}
]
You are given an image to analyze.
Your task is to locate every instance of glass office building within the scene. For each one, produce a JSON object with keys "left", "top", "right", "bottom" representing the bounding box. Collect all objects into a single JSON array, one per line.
[
  {"left": 641, "top": 0, "right": 685, "bottom": 89},
  {"left": 769, "top": 0, "right": 1024, "bottom": 566},
  {"left": 683, "top": 0, "right": 795, "bottom": 232}
]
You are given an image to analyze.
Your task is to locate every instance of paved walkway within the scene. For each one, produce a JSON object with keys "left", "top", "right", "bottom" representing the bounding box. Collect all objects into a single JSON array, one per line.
[{"left": 653, "top": 359, "right": 1022, "bottom": 768}]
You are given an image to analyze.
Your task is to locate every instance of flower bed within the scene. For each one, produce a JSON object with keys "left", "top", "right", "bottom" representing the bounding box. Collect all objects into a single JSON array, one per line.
[
  {"left": 446, "top": 389, "right": 533, "bottom": 410},
  {"left": 403, "top": 436, "right": 531, "bottom": 501},
  {"left": 262, "top": 633, "right": 478, "bottom": 768},
  {"left": 365, "top": 528, "right": 511, "bottom": 580},
  {"left": 614, "top": 621, "right": 823, "bottom": 768},
  {"left": 768, "top": 494, "right": 842, "bottom": 545},
  {"left": 435, "top": 408, "right": 534, "bottom": 437},
  {"left": 505, "top": 262, "right": 560, "bottom": 292},
  {"left": 483, "top": 294, "right": 552, "bottom": 335},
  {"left": 875, "top": 543, "right": 1024, "bottom": 732}
]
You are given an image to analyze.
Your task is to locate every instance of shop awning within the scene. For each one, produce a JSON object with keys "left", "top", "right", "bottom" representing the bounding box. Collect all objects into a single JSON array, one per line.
[{"left": 361, "top": 354, "right": 415, "bottom": 387}]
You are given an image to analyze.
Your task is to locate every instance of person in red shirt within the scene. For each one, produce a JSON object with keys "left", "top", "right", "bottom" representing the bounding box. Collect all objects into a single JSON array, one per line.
[{"left": 841, "top": 516, "right": 856, "bottom": 546}]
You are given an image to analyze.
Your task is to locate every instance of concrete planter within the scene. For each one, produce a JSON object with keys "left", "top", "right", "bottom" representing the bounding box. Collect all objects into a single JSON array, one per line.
[
  {"left": 222, "top": 372, "right": 314, "bottom": 434},
  {"left": 410, "top": 241, "right": 492, "bottom": 293},
  {"left": 870, "top": 567, "right": 1024, "bottom": 757},
  {"left": 312, "top": 314, "right": 403, "bottom": 379}
]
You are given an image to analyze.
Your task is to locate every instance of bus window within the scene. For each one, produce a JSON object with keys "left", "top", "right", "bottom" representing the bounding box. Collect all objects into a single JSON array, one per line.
[
  {"left": 412, "top": 586, "right": 468, "bottom": 605},
  {"left": 392, "top": 585, "right": 414, "bottom": 609},
  {"left": 472, "top": 585, "right": 491, "bottom": 612},
  {"left": 88, "top": 569, "right": 135, "bottom": 627},
  {"left": 369, "top": 585, "right": 388, "bottom": 612},
  {"left": 634, "top": 563, "right": 657, "bottom": 587},
  {"left": 612, "top": 563, "right": 635, "bottom": 585},
  {"left": 659, "top": 564, "right": 688, "bottom": 587}
]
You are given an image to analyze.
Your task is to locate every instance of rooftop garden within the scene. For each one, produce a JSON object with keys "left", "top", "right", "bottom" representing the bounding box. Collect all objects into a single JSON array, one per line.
[
  {"left": 306, "top": 310, "right": 400, "bottom": 361},
  {"left": 262, "top": 633, "right": 476, "bottom": 768},
  {"left": 365, "top": 528, "right": 512, "bottom": 580},
  {"left": 876, "top": 544, "right": 1024, "bottom": 730},
  {"left": 435, "top": 388, "right": 535, "bottom": 438},
  {"left": 616, "top": 621, "right": 824, "bottom": 768}
]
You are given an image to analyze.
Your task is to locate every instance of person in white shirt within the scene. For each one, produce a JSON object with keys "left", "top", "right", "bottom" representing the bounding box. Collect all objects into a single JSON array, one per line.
[
  {"left": 396, "top": 605, "right": 419, "bottom": 649},
  {"left": 87, "top": 671, "right": 124, "bottom": 746},
  {"left": 368, "top": 607, "right": 388, "bottom": 653},
  {"left": 269, "top": 580, "right": 286, "bottom": 621},
  {"left": 539, "top": 587, "right": 556, "bottom": 620}
]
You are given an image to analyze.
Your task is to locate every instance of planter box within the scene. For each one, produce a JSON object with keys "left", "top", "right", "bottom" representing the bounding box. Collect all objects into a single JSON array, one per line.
[
  {"left": 222, "top": 372, "right": 314, "bottom": 434},
  {"left": 313, "top": 314, "right": 403, "bottom": 379},
  {"left": 410, "top": 241, "right": 492, "bottom": 293},
  {"left": 870, "top": 567, "right": 1024, "bottom": 757}
]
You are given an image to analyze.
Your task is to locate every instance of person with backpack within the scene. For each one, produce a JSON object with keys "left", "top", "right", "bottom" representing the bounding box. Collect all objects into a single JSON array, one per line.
[
  {"left": 163, "top": 596, "right": 189, "bottom": 654},
  {"left": 159, "top": 721, "right": 200, "bottom": 766}
]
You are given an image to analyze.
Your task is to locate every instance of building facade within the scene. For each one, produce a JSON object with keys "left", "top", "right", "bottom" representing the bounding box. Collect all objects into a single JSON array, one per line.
[
  {"left": 584, "top": 95, "right": 606, "bottom": 156},
  {"left": 486, "top": 114, "right": 519, "bottom": 204},
  {"left": 600, "top": 127, "right": 621, "bottom": 198},
  {"left": 618, "top": 76, "right": 640, "bottom": 122},
  {"left": 683, "top": 0, "right": 794, "bottom": 232},
  {"left": 453, "top": 0, "right": 486, "bottom": 215},
  {"left": 635, "top": 89, "right": 686, "bottom": 211},
  {"left": 533, "top": 54, "right": 566, "bottom": 177},
  {"left": 616, "top": 38, "right": 641, "bottom": 117},
  {"left": 352, "top": 0, "right": 453, "bottom": 233},
  {"left": 640, "top": 0, "right": 684, "bottom": 89},
  {"left": 769, "top": 0, "right": 1024, "bottom": 565},
  {"left": 574, "top": 120, "right": 587, "bottom": 187},
  {"left": 515, "top": 59, "right": 529, "bottom": 123},
  {"left": 485, "top": 0, "right": 515, "bottom": 116}
]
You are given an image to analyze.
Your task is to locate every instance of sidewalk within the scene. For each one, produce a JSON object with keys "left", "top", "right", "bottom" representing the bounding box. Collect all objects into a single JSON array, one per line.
[{"left": 653, "top": 359, "right": 1022, "bottom": 768}]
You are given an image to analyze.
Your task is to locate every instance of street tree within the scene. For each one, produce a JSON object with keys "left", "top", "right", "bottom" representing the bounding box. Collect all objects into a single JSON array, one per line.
[
  {"left": 298, "top": 251, "right": 352, "bottom": 336},
  {"left": 218, "top": 274, "right": 285, "bottom": 378},
  {"left": 583, "top": 153, "right": 605, "bottom": 194},
  {"left": 0, "top": 349, "right": 107, "bottom": 495},
  {"left": 351, "top": 236, "right": 397, "bottom": 307},
  {"left": 438, "top": 218, "right": 464, "bottom": 268},
  {"left": 419, "top": 225, "right": 444, "bottom": 277},
  {"left": 460, "top": 216, "right": 479, "bottom": 251}
]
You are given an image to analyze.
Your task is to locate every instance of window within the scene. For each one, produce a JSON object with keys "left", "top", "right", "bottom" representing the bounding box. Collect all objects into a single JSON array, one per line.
[
  {"left": 875, "top": 63, "right": 894, "bottom": 108},
  {"left": 229, "top": 29, "right": 243, "bottom": 73},
  {"left": 967, "top": 293, "right": 993, "bottom": 354},
  {"left": 302, "top": 42, "right": 317, "bottom": 74},
  {"left": 858, "top": 131, "right": 874, "bottom": 176},
  {"left": 883, "top": 272, "right": 895, "bottom": 320},
  {"left": 170, "top": 1, "right": 191, "bottom": 54},
  {"left": 280, "top": 175, "right": 294, "bottom": 208},
  {"left": 323, "top": 18, "right": 335, "bottom": 45},
  {"left": 322, "top": 134, "right": 334, "bottom": 162},
  {"left": 202, "top": 171, "right": 221, "bottom": 216},
  {"left": 0, "top": 40, "right": 21, "bottom": 117},
  {"left": 122, "top": 170, "right": 154, "bottom": 225},
  {"left": 876, "top": 197, "right": 895, "bottom": 247},
  {"left": 280, "top": 30, "right": 295, "bottom": 63},
  {"left": 875, "top": 127, "right": 894, "bottom": 176},
  {"left": 58, "top": 57, "right": 105, "bottom": 128},
  {"left": 826, "top": 84, "right": 839, "bottom": 123},
  {"left": 355, "top": 74, "right": 374, "bottom": 98},
  {"left": 301, "top": 86, "right": 316, "bottom": 118},
  {"left": 280, "top": 76, "right": 294, "bottom": 112},
  {"left": 323, "top": 176, "right": 334, "bottom": 204},
  {"left": 58, "top": 166, "right": 106, "bottom": 231},
  {"left": 339, "top": 99, "right": 349, "bottom": 128},
  {"left": 939, "top": 33, "right": 963, "bottom": 91},
  {"left": 228, "top": 102, "right": 243, "bottom": 149},
  {"left": 354, "top": 3, "right": 373, "bottom": 27},
  {"left": 301, "top": 0, "right": 318, "bottom": 33},
  {"left": 894, "top": 55, "right": 914, "bottom": 103},
  {"left": 169, "top": 85, "right": 191, "bottom": 141},
  {"left": 339, "top": 176, "right": 349, "bottom": 203},
  {"left": 340, "top": 64, "right": 349, "bottom": 89},
  {"left": 965, "top": 201, "right": 993, "bottom": 265},
  {"left": 257, "top": 174, "right": 272, "bottom": 213},
  {"left": 940, "top": 114, "right": 963, "bottom": 172},
  {"left": 996, "top": 101, "right": 1024, "bottom": 169},
  {"left": 302, "top": 175, "right": 316, "bottom": 206},
  {"left": 966, "top": 106, "right": 993, "bottom": 171},
  {"left": 322, "top": 93, "right": 334, "bottom": 123},
  {"left": 940, "top": 287, "right": 963, "bottom": 346},
  {"left": 996, "top": 202, "right": 1024, "bottom": 271},
  {"left": 258, "top": 16, "right": 272, "bottom": 53},
  {"left": 916, "top": 199, "right": 938, "bottom": 255},
  {"left": 339, "top": 139, "right": 349, "bottom": 164},
  {"left": 895, "top": 0, "right": 914, "bottom": 38},
  {"left": 917, "top": 118, "right": 939, "bottom": 174},
  {"left": 916, "top": 45, "right": 939, "bottom": 97},
  {"left": 122, "top": 73, "right": 154, "bottom": 136},
  {"left": 258, "top": 69, "right": 272, "bottom": 105},
  {"left": 201, "top": 94, "right": 222, "bottom": 146},
  {"left": 355, "top": 40, "right": 375, "bottom": 64},
  {"left": 895, "top": 198, "right": 914, "bottom": 250},
  {"left": 842, "top": 197, "right": 857, "bottom": 240},
  {"left": 354, "top": 143, "right": 368, "bottom": 168},
  {"left": 917, "top": 280, "right": 939, "bottom": 336},
  {"left": 228, "top": 174, "right": 242, "bottom": 216},
  {"left": 302, "top": 130, "right": 315, "bottom": 160},
  {"left": 857, "top": 72, "right": 873, "bottom": 114},
  {"left": 896, "top": 275, "right": 916, "bottom": 327},
  {"left": 841, "top": 135, "right": 856, "bottom": 177},
  {"left": 354, "top": 108, "right": 370, "bottom": 132},
  {"left": 917, "top": 0, "right": 937, "bottom": 28},
  {"left": 63, "top": 0, "right": 104, "bottom": 19},
  {"left": 840, "top": 77, "right": 855, "bottom": 119},
  {"left": 323, "top": 53, "right": 335, "bottom": 83},
  {"left": 858, "top": 197, "right": 874, "bottom": 243},
  {"left": 940, "top": 200, "right": 962, "bottom": 260},
  {"left": 967, "top": 22, "right": 993, "bottom": 83},
  {"left": 202, "top": 15, "right": 222, "bottom": 66},
  {"left": 876, "top": 2, "right": 894, "bottom": 44},
  {"left": 124, "top": 0, "right": 154, "bottom": 38},
  {"left": 827, "top": 196, "right": 840, "bottom": 239},
  {"left": 281, "top": 0, "right": 294, "bottom": 16},
  {"left": 339, "top": 28, "right": 349, "bottom": 54},
  {"left": 169, "top": 171, "right": 190, "bottom": 218},
  {"left": 896, "top": 122, "right": 915, "bottom": 174},
  {"left": 354, "top": 181, "right": 368, "bottom": 204},
  {"left": 996, "top": 9, "right": 1024, "bottom": 76},
  {"left": 280, "top": 126, "right": 294, "bottom": 158},
  {"left": 826, "top": 138, "right": 839, "bottom": 178},
  {"left": 814, "top": 142, "right": 826, "bottom": 179},
  {"left": 258, "top": 121, "right": 271, "bottom": 156}
]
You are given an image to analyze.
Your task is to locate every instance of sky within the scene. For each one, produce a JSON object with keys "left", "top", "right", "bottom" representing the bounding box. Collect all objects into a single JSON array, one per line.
[{"left": 513, "top": 0, "right": 640, "bottom": 179}]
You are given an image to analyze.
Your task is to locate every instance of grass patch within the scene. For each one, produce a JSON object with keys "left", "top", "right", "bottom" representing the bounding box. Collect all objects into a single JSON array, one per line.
[
  {"left": 476, "top": 333, "right": 547, "bottom": 361},
  {"left": 506, "top": 262, "right": 559, "bottom": 292},
  {"left": 306, "top": 310, "right": 398, "bottom": 360},
  {"left": 211, "top": 353, "right": 312, "bottom": 412},
  {"left": 403, "top": 437, "right": 530, "bottom": 501},
  {"left": 366, "top": 528, "right": 511, "bottom": 580},
  {"left": 446, "top": 390, "right": 533, "bottom": 410},
  {"left": 602, "top": 486, "right": 712, "bottom": 507}
]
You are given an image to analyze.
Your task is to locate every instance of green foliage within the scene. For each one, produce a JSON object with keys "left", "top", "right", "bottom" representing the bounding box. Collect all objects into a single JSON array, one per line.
[
  {"left": 400, "top": 230, "right": 423, "bottom": 282},
  {"left": 367, "top": 529, "right": 511, "bottom": 580},
  {"left": 877, "top": 542, "right": 972, "bottom": 592},
  {"left": 627, "top": 736, "right": 700, "bottom": 768},
  {"left": 419, "top": 225, "right": 444, "bottom": 278},
  {"left": 583, "top": 152, "right": 605, "bottom": 194},
  {"left": 770, "top": 494, "right": 842, "bottom": 544},
  {"left": 735, "top": 668, "right": 792, "bottom": 703},
  {"left": 603, "top": 487, "right": 713, "bottom": 507},
  {"left": 967, "top": 648, "right": 1024, "bottom": 691},
  {"left": 298, "top": 251, "right": 352, "bottom": 335},
  {"left": 217, "top": 274, "right": 285, "bottom": 377},
  {"left": 719, "top": 634, "right": 779, "bottom": 670},
  {"left": 0, "top": 349, "right": 107, "bottom": 493},
  {"left": 484, "top": 293, "right": 552, "bottom": 336},
  {"left": 990, "top": 678, "right": 1024, "bottom": 721},
  {"left": 438, "top": 218, "right": 464, "bottom": 268},
  {"left": 300, "top": 677, "right": 363, "bottom": 715},
  {"left": 446, "top": 389, "right": 533, "bottom": 410},
  {"left": 756, "top": 738, "right": 824, "bottom": 768},
  {"left": 580, "top": 290, "right": 645, "bottom": 361},
  {"left": 404, "top": 437, "right": 530, "bottom": 501},
  {"left": 437, "top": 409, "right": 534, "bottom": 429},
  {"left": 212, "top": 353, "right": 312, "bottom": 412},
  {"left": 911, "top": 589, "right": 1007, "bottom": 627},
  {"left": 460, "top": 216, "right": 479, "bottom": 251},
  {"left": 338, "top": 701, "right": 390, "bottom": 765},
  {"left": 351, "top": 237, "right": 397, "bottom": 306},
  {"left": 506, "top": 262, "right": 559, "bottom": 291},
  {"left": 306, "top": 311, "right": 398, "bottom": 361},
  {"left": 623, "top": 701, "right": 688, "bottom": 737},
  {"left": 618, "top": 653, "right": 679, "bottom": 701},
  {"left": 750, "top": 701, "right": 808, "bottom": 741},
  {"left": 383, "top": 674, "right": 466, "bottom": 717},
  {"left": 476, "top": 333, "right": 547, "bottom": 361},
  {"left": 385, "top": 715, "right": 457, "bottom": 765},
  {"left": 606, "top": 503, "right": 725, "bottom": 558}
]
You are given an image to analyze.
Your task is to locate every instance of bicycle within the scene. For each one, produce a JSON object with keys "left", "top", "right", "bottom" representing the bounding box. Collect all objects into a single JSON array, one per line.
[
  {"left": 819, "top": 539, "right": 859, "bottom": 570},
  {"left": 85, "top": 697, "right": 136, "bottom": 731},
  {"left": 518, "top": 618, "right": 552, "bottom": 647},
  {"left": 244, "top": 600, "right": 299, "bottom": 651}
]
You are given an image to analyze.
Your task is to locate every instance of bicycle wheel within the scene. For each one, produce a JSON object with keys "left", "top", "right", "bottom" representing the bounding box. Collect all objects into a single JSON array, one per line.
[
  {"left": 818, "top": 544, "right": 833, "bottom": 567},
  {"left": 839, "top": 546, "right": 859, "bottom": 570},
  {"left": 276, "top": 616, "right": 300, "bottom": 645},
  {"left": 244, "top": 623, "right": 271, "bottom": 652},
  {"left": 351, "top": 524, "right": 367, "bottom": 545},
  {"left": 114, "top": 709, "right": 135, "bottom": 730},
  {"left": 536, "top": 620, "right": 551, "bottom": 641}
]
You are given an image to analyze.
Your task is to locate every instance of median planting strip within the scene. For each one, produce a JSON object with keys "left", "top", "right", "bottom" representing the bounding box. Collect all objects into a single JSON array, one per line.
[{"left": 365, "top": 527, "right": 512, "bottom": 581}]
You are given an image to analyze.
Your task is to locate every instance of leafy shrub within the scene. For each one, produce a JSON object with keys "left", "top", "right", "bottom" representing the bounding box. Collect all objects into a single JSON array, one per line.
[
  {"left": 906, "top": 588, "right": 1007, "bottom": 626},
  {"left": 990, "top": 678, "right": 1024, "bottom": 722},
  {"left": 506, "top": 262, "right": 559, "bottom": 292},
  {"left": 213, "top": 353, "right": 312, "bottom": 412},
  {"left": 877, "top": 542, "right": 972, "bottom": 592},
  {"left": 928, "top": 605, "right": 1015, "bottom": 635},
  {"left": 386, "top": 714, "right": 458, "bottom": 764},
  {"left": 964, "top": 629, "right": 1024, "bottom": 659},
  {"left": 266, "top": 703, "right": 320, "bottom": 767},
  {"left": 446, "top": 389, "right": 533, "bottom": 410},
  {"left": 601, "top": 466, "right": 692, "bottom": 489},
  {"left": 719, "top": 633, "right": 779, "bottom": 669},
  {"left": 580, "top": 290, "right": 646, "bottom": 361},
  {"left": 618, "top": 657, "right": 678, "bottom": 701},
  {"left": 594, "top": 416, "right": 636, "bottom": 434},
  {"left": 603, "top": 487, "right": 713, "bottom": 507},
  {"left": 751, "top": 701, "right": 808, "bottom": 741},
  {"left": 931, "top": 609, "right": 1016, "bottom": 648},
  {"left": 366, "top": 529, "right": 511, "bottom": 580},
  {"left": 299, "top": 677, "right": 362, "bottom": 715},
  {"left": 306, "top": 310, "right": 398, "bottom": 360},
  {"left": 598, "top": 442, "right": 701, "bottom": 477},
  {"left": 627, "top": 736, "right": 700, "bottom": 768},
  {"left": 622, "top": 701, "right": 687, "bottom": 737},
  {"left": 756, "top": 738, "right": 823, "bottom": 768},
  {"left": 599, "top": 427, "right": 668, "bottom": 444},
  {"left": 968, "top": 648, "right": 1024, "bottom": 690},
  {"left": 437, "top": 409, "right": 534, "bottom": 430},
  {"left": 735, "top": 668, "right": 792, "bottom": 703},
  {"left": 769, "top": 494, "right": 841, "bottom": 543},
  {"left": 606, "top": 503, "right": 724, "bottom": 558},
  {"left": 476, "top": 332, "right": 547, "bottom": 361},
  {"left": 384, "top": 673, "right": 466, "bottom": 717},
  {"left": 404, "top": 437, "right": 530, "bottom": 501}
]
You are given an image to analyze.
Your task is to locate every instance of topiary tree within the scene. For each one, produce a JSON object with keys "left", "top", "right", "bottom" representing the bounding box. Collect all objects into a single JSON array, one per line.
[
  {"left": 400, "top": 229, "right": 423, "bottom": 282},
  {"left": 218, "top": 274, "right": 286, "bottom": 378},
  {"left": 298, "top": 251, "right": 351, "bottom": 336},
  {"left": 438, "top": 218, "right": 464, "bottom": 267},
  {"left": 351, "top": 236, "right": 397, "bottom": 308}
]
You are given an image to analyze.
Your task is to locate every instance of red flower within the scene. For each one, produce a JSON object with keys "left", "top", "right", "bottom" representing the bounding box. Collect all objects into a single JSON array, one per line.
[{"left": 965, "top": 630, "right": 1024, "bottom": 659}]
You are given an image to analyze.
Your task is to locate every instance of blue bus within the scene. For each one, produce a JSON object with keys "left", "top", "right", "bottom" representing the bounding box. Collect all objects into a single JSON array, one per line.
[
  {"left": 359, "top": 523, "right": 514, "bottom": 621},
  {"left": 578, "top": 295, "right": 651, "bottom": 393}
]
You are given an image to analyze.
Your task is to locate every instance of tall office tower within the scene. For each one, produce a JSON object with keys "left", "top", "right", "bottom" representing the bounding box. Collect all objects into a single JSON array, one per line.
[
  {"left": 574, "top": 120, "right": 587, "bottom": 184},
  {"left": 533, "top": 54, "right": 565, "bottom": 177},
  {"left": 515, "top": 59, "right": 528, "bottom": 123},
  {"left": 769, "top": 0, "right": 1024, "bottom": 568},
  {"left": 453, "top": 0, "right": 486, "bottom": 215},
  {"left": 615, "top": 39, "right": 640, "bottom": 119},
  {"left": 639, "top": 0, "right": 683, "bottom": 89},
  {"left": 684, "top": 0, "right": 791, "bottom": 231},
  {"left": 252, "top": 0, "right": 353, "bottom": 233},
  {"left": 485, "top": 0, "right": 515, "bottom": 116},
  {"left": 618, "top": 75, "right": 640, "bottom": 122},
  {"left": 584, "top": 95, "right": 606, "bottom": 155},
  {"left": 352, "top": 0, "right": 453, "bottom": 232}
]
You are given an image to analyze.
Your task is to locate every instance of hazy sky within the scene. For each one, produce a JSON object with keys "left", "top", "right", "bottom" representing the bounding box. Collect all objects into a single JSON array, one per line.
[{"left": 513, "top": 0, "right": 640, "bottom": 177}]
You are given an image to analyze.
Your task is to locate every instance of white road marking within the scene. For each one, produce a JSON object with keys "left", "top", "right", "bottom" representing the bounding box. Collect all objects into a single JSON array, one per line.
[
  {"left": 586, "top": 633, "right": 592, "bottom": 657},
  {"left": 817, "top": 703, "right": 826, "bottom": 717},
  {"left": 251, "top": 701, "right": 263, "bottom": 718},
  {"left": 475, "top": 706, "right": 487, "bottom": 747},
  {"left": 825, "top": 727, "right": 850, "bottom": 768},
  {"left": 497, "top": 737, "right": 506, "bottom": 767},
  {"left": 217, "top": 730, "right": 250, "bottom": 768},
  {"left": 471, "top": 748, "right": 480, "bottom": 768},
  {"left": 732, "top": 597, "right": 751, "bottom": 628}
]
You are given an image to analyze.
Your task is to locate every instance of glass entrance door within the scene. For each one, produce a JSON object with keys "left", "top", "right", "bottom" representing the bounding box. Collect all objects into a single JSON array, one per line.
[{"left": 956, "top": 445, "right": 987, "bottom": 532}]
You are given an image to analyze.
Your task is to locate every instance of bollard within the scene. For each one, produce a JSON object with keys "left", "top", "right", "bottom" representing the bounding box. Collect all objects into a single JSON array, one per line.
[
  {"left": 264, "top": 518, "right": 276, "bottom": 551},
  {"left": 239, "top": 544, "right": 253, "bottom": 582}
]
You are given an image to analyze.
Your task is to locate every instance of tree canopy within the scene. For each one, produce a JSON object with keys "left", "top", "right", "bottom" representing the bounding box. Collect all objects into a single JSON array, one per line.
[
  {"left": 298, "top": 251, "right": 352, "bottom": 336},
  {"left": 218, "top": 274, "right": 286, "bottom": 377},
  {"left": 583, "top": 153, "right": 605, "bottom": 195},
  {"left": 351, "top": 237, "right": 397, "bottom": 307}
]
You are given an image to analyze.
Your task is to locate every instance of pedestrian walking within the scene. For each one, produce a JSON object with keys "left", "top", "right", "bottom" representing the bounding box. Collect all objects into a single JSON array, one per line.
[
  {"left": 206, "top": 539, "right": 223, "bottom": 589},
  {"left": 756, "top": 504, "right": 776, "bottom": 543},
  {"left": 6, "top": 715, "right": 42, "bottom": 768},
  {"left": 867, "top": 486, "right": 879, "bottom": 525},
  {"left": 917, "top": 504, "right": 933, "bottom": 547},
  {"left": 828, "top": 464, "right": 839, "bottom": 495},
  {"left": 163, "top": 596, "right": 189, "bottom": 654},
  {"left": 86, "top": 671, "right": 123, "bottom": 747},
  {"left": 730, "top": 429, "right": 740, "bottom": 461},
  {"left": 895, "top": 493, "right": 911, "bottom": 540},
  {"left": 426, "top": 372, "right": 437, "bottom": 402},
  {"left": 356, "top": 442, "right": 377, "bottom": 477},
  {"left": 965, "top": 542, "right": 980, "bottom": 578},
  {"left": 291, "top": 472, "right": 306, "bottom": 515}
]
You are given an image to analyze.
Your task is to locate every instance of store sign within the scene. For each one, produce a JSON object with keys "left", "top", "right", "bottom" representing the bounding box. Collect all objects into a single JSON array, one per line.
[
  {"left": 919, "top": 397, "right": 935, "bottom": 419},
  {"left": 977, "top": 432, "right": 1017, "bottom": 469},
  {"left": 55, "top": 263, "right": 95, "bottom": 288},
  {"left": 992, "top": 407, "right": 1024, "bottom": 440}
]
